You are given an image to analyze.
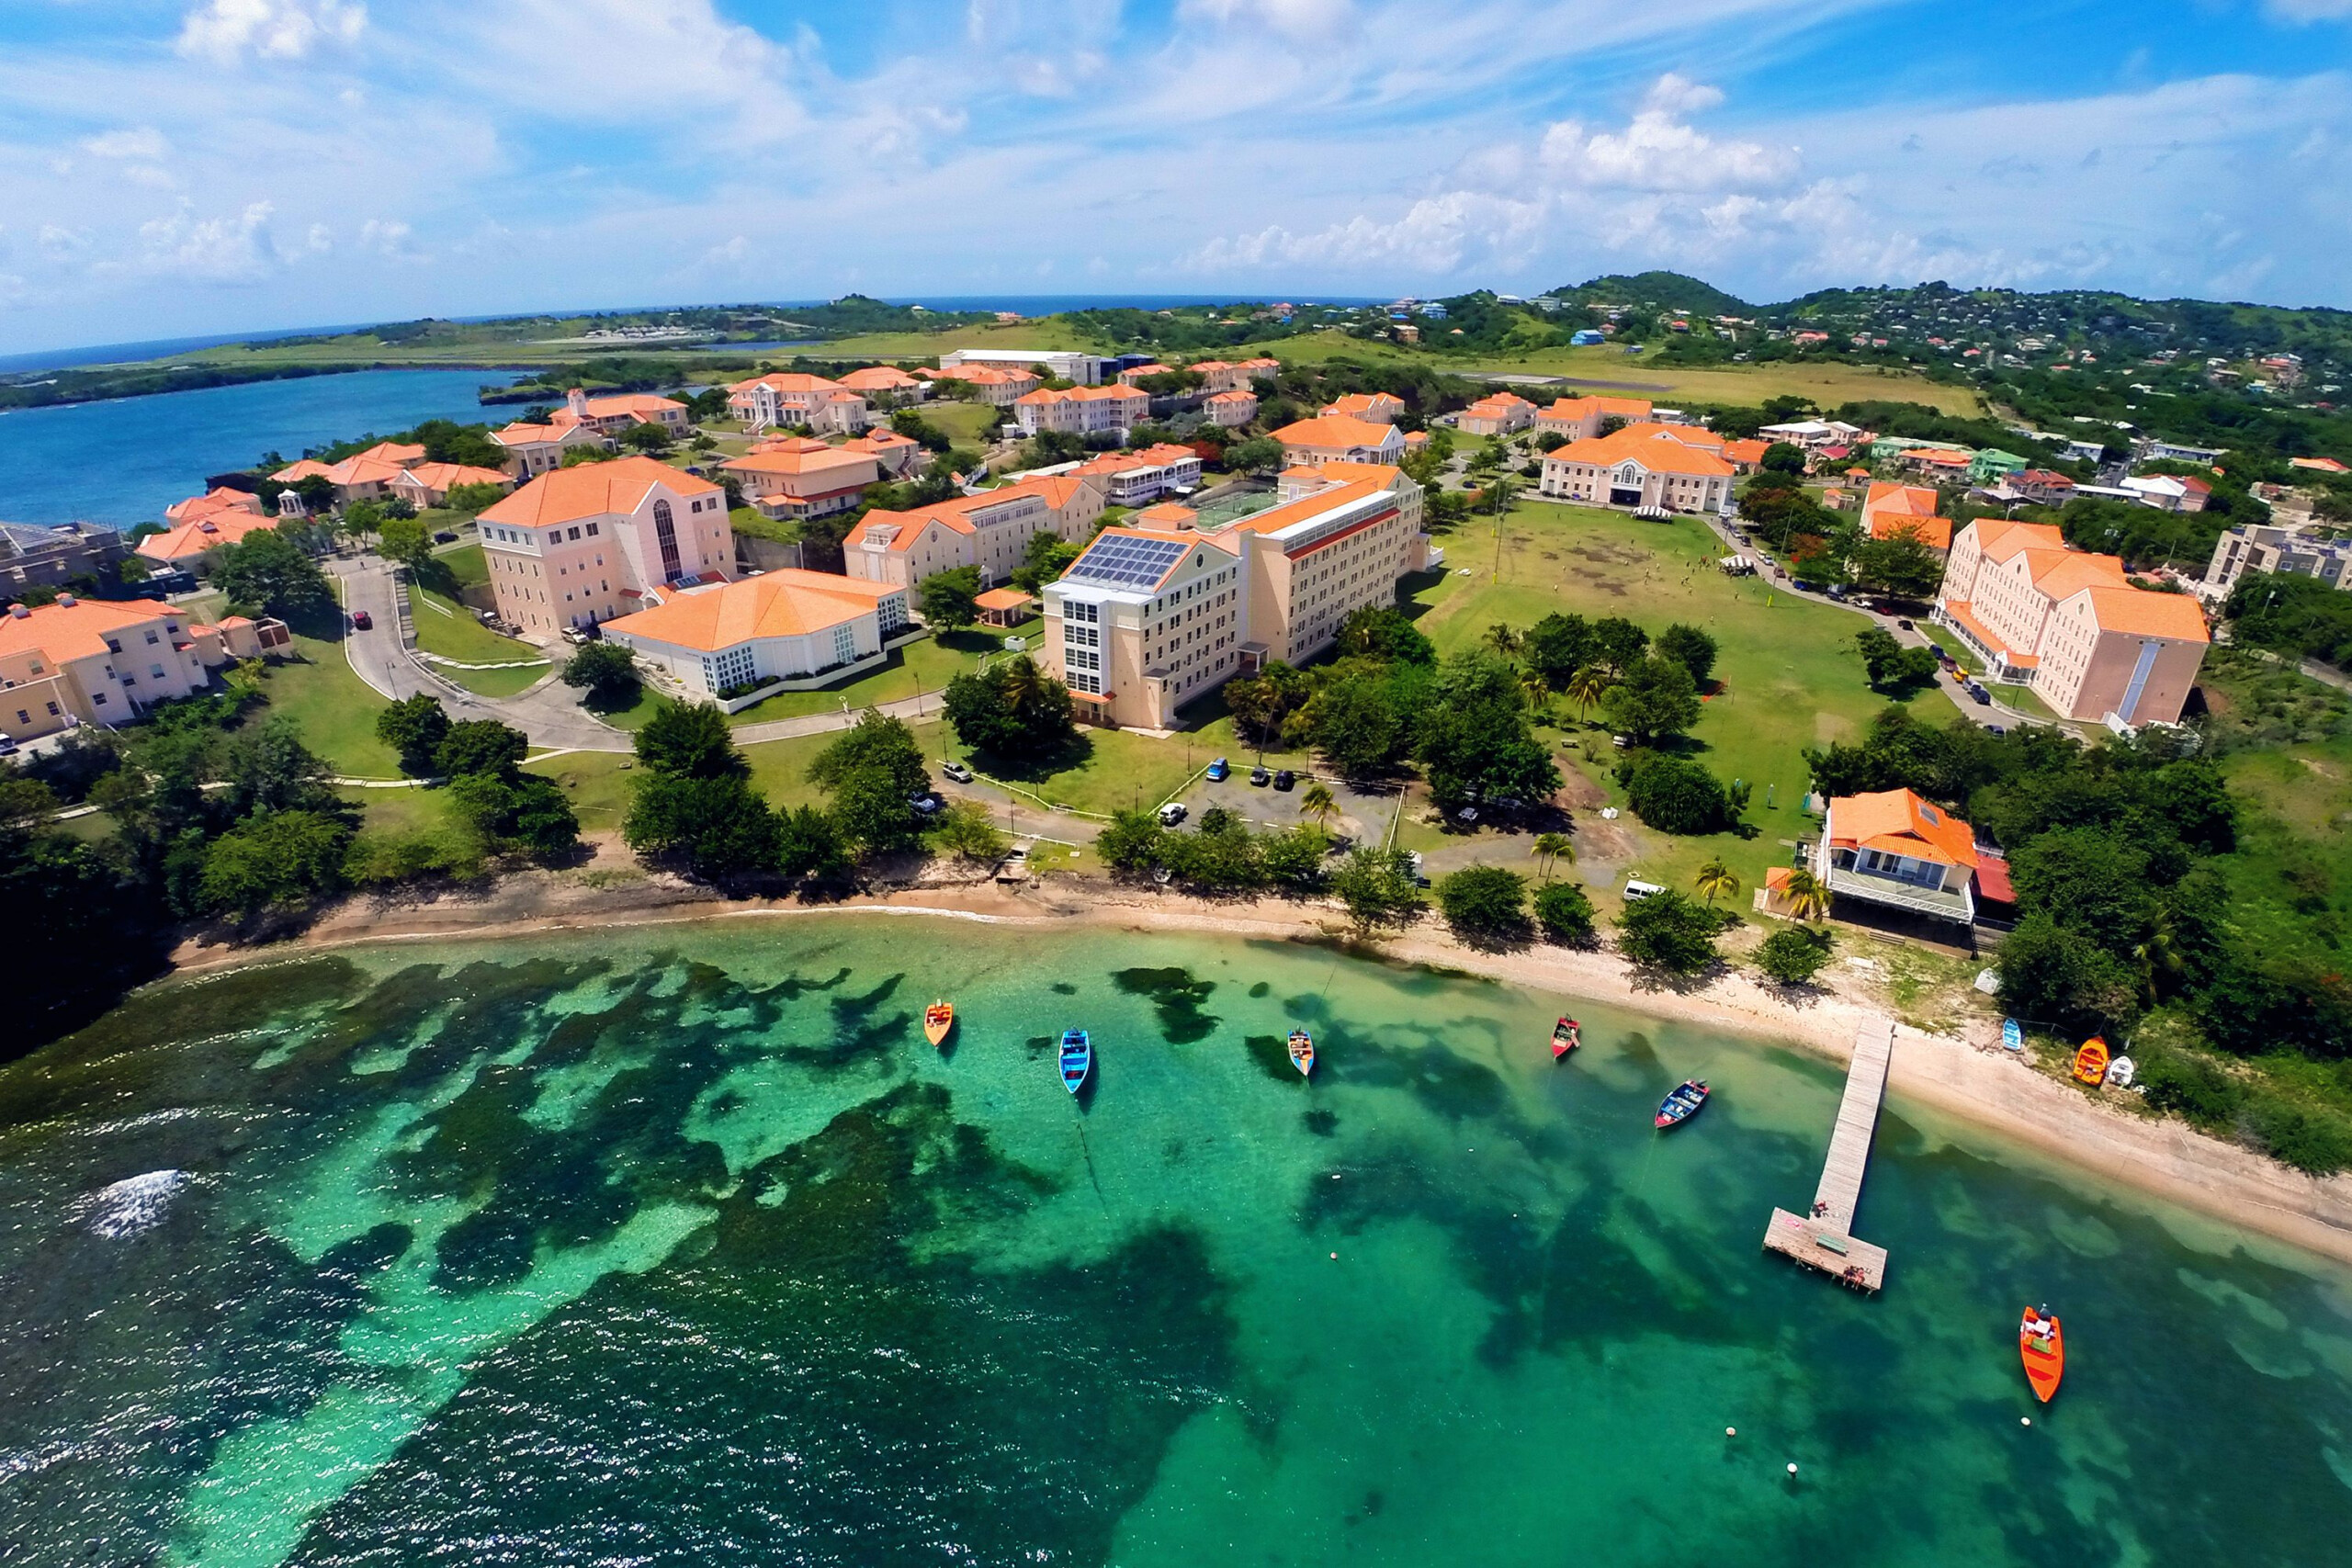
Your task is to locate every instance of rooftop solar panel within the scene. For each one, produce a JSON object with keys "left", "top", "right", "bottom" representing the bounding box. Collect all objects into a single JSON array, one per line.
[{"left": 1067, "top": 535, "right": 1189, "bottom": 591}]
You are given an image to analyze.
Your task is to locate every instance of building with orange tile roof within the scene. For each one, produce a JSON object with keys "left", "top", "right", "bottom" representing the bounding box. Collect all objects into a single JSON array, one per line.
[
  {"left": 1066, "top": 443, "right": 1204, "bottom": 506},
  {"left": 1039, "top": 465, "right": 1428, "bottom": 728},
  {"left": 1813, "top": 787, "right": 1980, "bottom": 925},
  {"left": 933, "top": 365, "right": 1040, "bottom": 405},
  {"left": 845, "top": 476, "right": 1104, "bottom": 592},
  {"left": 600, "top": 570, "right": 909, "bottom": 697},
  {"left": 1537, "top": 423, "right": 1736, "bottom": 513},
  {"left": 1273, "top": 414, "right": 1406, "bottom": 468},
  {"left": 2289, "top": 456, "right": 2348, "bottom": 475},
  {"left": 1719, "top": 437, "right": 1770, "bottom": 472},
  {"left": 477, "top": 457, "right": 733, "bottom": 638},
  {"left": 839, "top": 366, "right": 931, "bottom": 400},
  {"left": 1116, "top": 363, "right": 1177, "bottom": 387},
  {"left": 1937, "top": 517, "right": 2208, "bottom": 725},
  {"left": 726, "top": 373, "right": 868, "bottom": 435},
  {"left": 1187, "top": 359, "right": 1250, "bottom": 393},
  {"left": 938, "top": 348, "right": 1102, "bottom": 385},
  {"left": 0, "top": 593, "right": 276, "bottom": 740},
  {"left": 1013, "top": 383, "right": 1149, "bottom": 441},
  {"left": 162, "top": 487, "right": 266, "bottom": 527},
  {"left": 486, "top": 413, "right": 615, "bottom": 479},
  {"left": 720, "top": 439, "right": 883, "bottom": 521},
  {"left": 1204, "top": 389, "right": 1260, "bottom": 427},
  {"left": 842, "top": 428, "right": 926, "bottom": 479},
  {"left": 974, "top": 585, "right": 1035, "bottom": 626},
  {"left": 1859, "top": 482, "right": 1952, "bottom": 552},
  {"left": 1133, "top": 502, "right": 1199, "bottom": 530},
  {"left": 389, "top": 462, "right": 514, "bottom": 511},
  {"left": 1457, "top": 392, "right": 1535, "bottom": 437},
  {"left": 137, "top": 507, "right": 281, "bottom": 568},
  {"left": 1236, "top": 356, "right": 1283, "bottom": 383},
  {"left": 1535, "top": 395, "right": 1653, "bottom": 441},
  {"left": 1320, "top": 391, "right": 1405, "bottom": 424}
]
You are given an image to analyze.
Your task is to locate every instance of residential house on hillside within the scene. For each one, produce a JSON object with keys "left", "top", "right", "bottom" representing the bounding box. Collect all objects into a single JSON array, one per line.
[
  {"left": 727, "top": 373, "right": 870, "bottom": 435},
  {"left": 1811, "top": 787, "right": 1980, "bottom": 926},
  {"left": 1536, "top": 396, "right": 1652, "bottom": 440},
  {"left": 1013, "top": 383, "right": 1149, "bottom": 441},
  {"left": 1069, "top": 444, "right": 1204, "bottom": 507},
  {"left": 1040, "top": 464, "right": 1427, "bottom": 729},
  {"left": 720, "top": 438, "right": 882, "bottom": 522},
  {"left": 1321, "top": 392, "right": 1405, "bottom": 424},
  {"left": 0, "top": 522, "right": 127, "bottom": 595},
  {"left": 1273, "top": 415, "right": 1406, "bottom": 468},
  {"left": 0, "top": 595, "right": 280, "bottom": 742},
  {"left": 390, "top": 463, "right": 514, "bottom": 511},
  {"left": 2202, "top": 522, "right": 2352, "bottom": 598},
  {"left": 477, "top": 456, "right": 733, "bottom": 638},
  {"left": 600, "top": 570, "right": 909, "bottom": 698},
  {"left": 1537, "top": 423, "right": 1734, "bottom": 513},
  {"left": 2120, "top": 473, "right": 2211, "bottom": 513},
  {"left": 2012, "top": 469, "right": 2077, "bottom": 506},
  {"left": 845, "top": 476, "right": 1102, "bottom": 592},
  {"left": 1204, "top": 389, "right": 1259, "bottom": 427},
  {"left": 1936, "top": 517, "right": 2210, "bottom": 725}
]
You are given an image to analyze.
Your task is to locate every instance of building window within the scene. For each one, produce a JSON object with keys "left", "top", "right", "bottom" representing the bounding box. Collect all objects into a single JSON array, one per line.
[{"left": 652, "top": 500, "right": 683, "bottom": 580}]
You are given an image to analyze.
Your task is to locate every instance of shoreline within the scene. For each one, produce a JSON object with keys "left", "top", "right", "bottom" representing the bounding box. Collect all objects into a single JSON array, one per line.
[{"left": 164, "top": 869, "right": 2352, "bottom": 1271}]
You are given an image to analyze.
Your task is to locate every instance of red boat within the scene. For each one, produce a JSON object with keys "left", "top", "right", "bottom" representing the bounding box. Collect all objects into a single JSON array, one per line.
[
  {"left": 2020, "top": 1306, "right": 2064, "bottom": 1403},
  {"left": 1552, "top": 1018, "right": 1579, "bottom": 1059}
]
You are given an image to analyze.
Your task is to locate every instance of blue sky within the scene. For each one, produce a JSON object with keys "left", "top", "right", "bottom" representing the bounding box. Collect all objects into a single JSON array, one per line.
[{"left": 0, "top": 0, "right": 2348, "bottom": 355}]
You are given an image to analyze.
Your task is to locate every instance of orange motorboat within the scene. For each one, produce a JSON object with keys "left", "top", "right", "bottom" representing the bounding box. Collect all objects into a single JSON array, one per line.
[
  {"left": 2020, "top": 1305, "right": 2064, "bottom": 1403},
  {"left": 2071, "top": 1037, "right": 2109, "bottom": 1086},
  {"left": 923, "top": 1000, "right": 955, "bottom": 1048}
]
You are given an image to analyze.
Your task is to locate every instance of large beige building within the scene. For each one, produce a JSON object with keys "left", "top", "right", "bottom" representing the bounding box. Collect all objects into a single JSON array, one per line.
[
  {"left": 1012, "top": 383, "right": 1149, "bottom": 440},
  {"left": 845, "top": 476, "right": 1102, "bottom": 592},
  {"left": 1535, "top": 396, "right": 1654, "bottom": 441},
  {"left": 727, "top": 373, "right": 870, "bottom": 434},
  {"left": 0, "top": 595, "right": 277, "bottom": 741},
  {"left": 1040, "top": 465, "right": 1428, "bottom": 728},
  {"left": 1937, "top": 518, "right": 2210, "bottom": 726},
  {"left": 1272, "top": 415, "right": 1407, "bottom": 468},
  {"left": 478, "top": 457, "right": 734, "bottom": 638},
  {"left": 601, "top": 570, "right": 909, "bottom": 697},
  {"left": 1537, "top": 423, "right": 1734, "bottom": 513},
  {"left": 720, "top": 438, "right": 881, "bottom": 521}
]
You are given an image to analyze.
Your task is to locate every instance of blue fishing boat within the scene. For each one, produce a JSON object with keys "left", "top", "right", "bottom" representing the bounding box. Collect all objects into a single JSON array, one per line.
[
  {"left": 1059, "top": 1029, "right": 1091, "bottom": 1095},
  {"left": 2002, "top": 1018, "right": 2024, "bottom": 1052},
  {"left": 1655, "top": 1078, "right": 1709, "bottom": 1129}
]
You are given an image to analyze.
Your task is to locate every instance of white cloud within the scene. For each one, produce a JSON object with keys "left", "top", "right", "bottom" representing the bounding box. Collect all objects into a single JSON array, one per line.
[
  {"left": 1179, "top": 0, "right": 1359, "bottom": 41},
  {"left": 2266, "top": 0, "right": 2352, "bottom": 19},
  {"left": 175, "top": 1, "right": 368, "bottom": 65},
  {"left": 357, "top": 218, "right": 420, "bottom": 258},
  {"left": 80, "top": 128, "right": 169, "bottom": 160},
  {"left": 135, "top": 200, "right": 281, "bottom": 282}
]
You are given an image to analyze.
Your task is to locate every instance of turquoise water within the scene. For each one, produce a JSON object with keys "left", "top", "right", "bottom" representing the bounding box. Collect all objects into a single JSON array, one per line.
[
  {"left": 1, "top": 917, "right": 2347, "bottom": 1566},
  {"left": 0, "top": 369, "right": 516, "bottom": 527}
]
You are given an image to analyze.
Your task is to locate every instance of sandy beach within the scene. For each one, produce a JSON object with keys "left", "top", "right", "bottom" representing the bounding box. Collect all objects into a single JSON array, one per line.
[{"left": 167, "top": 857, "right": 2352, "bottom": 1271}]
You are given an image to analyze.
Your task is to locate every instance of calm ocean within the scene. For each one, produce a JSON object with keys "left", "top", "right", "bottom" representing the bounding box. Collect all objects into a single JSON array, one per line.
[{"left": 1, "top": 917, "right": 2346, "bottom": 1566}]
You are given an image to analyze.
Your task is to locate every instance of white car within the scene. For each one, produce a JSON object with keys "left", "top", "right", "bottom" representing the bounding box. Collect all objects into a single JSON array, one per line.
[{"left": 1158, "top": 802, "right": 1188, "bottom": 826}]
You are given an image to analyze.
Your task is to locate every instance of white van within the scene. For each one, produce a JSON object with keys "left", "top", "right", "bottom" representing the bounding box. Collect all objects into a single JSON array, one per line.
[{"left": 1622, "top": 879, "right": 1667, "bottom": 902}]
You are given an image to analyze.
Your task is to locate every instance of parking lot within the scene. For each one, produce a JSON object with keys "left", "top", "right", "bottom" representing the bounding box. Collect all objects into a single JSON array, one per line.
[{"left": 1165, "top": 760, "right": 1405, "bottom": 850}]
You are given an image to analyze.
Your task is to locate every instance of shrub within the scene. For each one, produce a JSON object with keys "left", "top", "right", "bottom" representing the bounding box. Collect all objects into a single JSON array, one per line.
[
  {"left": 1532, "top": 880, "right": 1596, "bottom": 945},
  {"left": 1755, "top": 924, "right": 1834, "bottom": 985},
  {"left": 1436, "top": 865, "right": 1531, "bottom": 949},
  {"left": 1623, "top": 754, "right": 1728, "bottom": 835},
  {"left": 1616, "top": 888, "right": 1719, "bottom": 975},
  {"left": 2245, "top": 1098, "right": 2352, "bottom": 1176},
  {"left": 561, "top": 642, "right": 641, "bottom": 707},
  {"left": 434, "top": 718, "right": 529, "bottom": 781},
  {"left": 1331, "top": 847, "right": 1424, "bottom": 936},
  {"left": 376, "top": 694, "right": 450, "bottom": 777}
]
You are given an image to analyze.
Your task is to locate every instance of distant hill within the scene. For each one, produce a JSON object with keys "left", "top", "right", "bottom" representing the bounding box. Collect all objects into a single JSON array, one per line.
[{"left": 1544, "top": 272, "right": 1752, "bottom": 319}]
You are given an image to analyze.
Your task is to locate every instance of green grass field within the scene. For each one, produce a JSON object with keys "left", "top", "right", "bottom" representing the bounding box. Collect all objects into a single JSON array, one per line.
[
  {"left": 1404, "top": 499, "right": 1942, "bottom": 909},
  {"left": 262, "top": 633, "right": 401, "bottom": 778},
  {"left": 919, "top": 400, "right": 1005, "bottom": 446},
  {"left": 406, "top": 583, "right": 548, "bottom": 697}
]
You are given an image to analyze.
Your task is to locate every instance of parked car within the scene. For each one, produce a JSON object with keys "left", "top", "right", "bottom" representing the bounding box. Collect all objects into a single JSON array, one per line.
[
  {"left": 348, "top": 609, "right": 372, "bottom": 630},
  {"left": 1250, "top": 764, "right": 1270, "bottom": 786},
  {"left": 0, "top": 736, "right": 18, "bottom": 758},
  {"left": 433, "top": 530, "right": 458, "bottom": 545},
  {"left": 1204, "top": 757, "right": 1230, "bottom": 782},
  {"left": 910, "top": 792, "right": 944, "bottom": 817},
  {"left": 1623, "top": 879, "right": 1666, "bottom": 902},
  {"left": 1896, "top": 618, "right": 1915, "bottom": 630},
  {"left": 1986, "top": 725, "right": 2007, "bottom": 737},
  {"left": 1272, "top": 770, "right": 1295, "bottom": 792},
  {"left": 942, "top": 761, "right": 974, "bottom": 784},
  {"left": 1966, "top": 682, "right": 1992, "bottom": 705},
  {"left": 1407, "top": 851, "right": 1428, "bottom": 885},
  {"left": 560, "top": 627, "right": 589, "bottom": 646},
  {"left": 1158, "top": 802, "right": 1188, "bottom": 826}
]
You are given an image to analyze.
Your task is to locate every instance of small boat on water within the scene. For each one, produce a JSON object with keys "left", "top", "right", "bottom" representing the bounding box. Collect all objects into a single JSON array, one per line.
[
  {"left": 1552, "top": 1018, "right": 1579, "bottom": 1059},
  {"left": 1059, "top": 1029, "right": 1091, "bottom": 1095},
  {"left": 1656, "top": 1079, "right": 1709, "bottom": 1129},
  {"left": 923, "top": 1000, "right": 955, "bottom": 1048},
  {"left": 2072, "top": 1036, "right": 2110, "bottom": 1086},
  {"left": 1288, "top": 1030, "right": 1315, "bottom": 1078},
  {"left": 2020, "top": 1305, "right": 2064, "bottom": 1403},
  {"left": 2001, "top": 1017, "right": 2024, "bottom": 1052}
]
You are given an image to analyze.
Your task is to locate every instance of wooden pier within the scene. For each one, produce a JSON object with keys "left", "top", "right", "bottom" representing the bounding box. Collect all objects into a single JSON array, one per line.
[{"left": 1762, "top": 1018, "right": 1895, "bottom": 1293}]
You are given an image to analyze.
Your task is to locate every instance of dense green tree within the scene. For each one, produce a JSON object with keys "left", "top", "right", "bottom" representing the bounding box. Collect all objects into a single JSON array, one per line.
[
  {"left": 1330, "top": 847, "right": 1424, "bottom": 937},
  {"left": 1755, "top": 924, "right": 1835, "bottom": 985},
  {"left": 1655, "top": 624, "right": 1718, "bottom": 687},
  {"left": 624, "top": 773, "right": 782, "bottom": 882},
  {"left": 443, "top": 482, "right": 509, "bottom": 514},
  {"left": 1436, "top": 865, "right": 1531, "bottom": 949},
  {"left": 917, "top": 566, "right": 983, "bottom": 632},
  {"left": 931, "top": 799, "right": 1007, "bottom": 862},
  {"left": 1589, "top": 616, "right": 1649, "bottom": 675},
  {"left": 1521, "top": 611, "right": 1595, "bottom": 686},
  {"left": 2007, "top": 828, "right": 2156, "bottom": 944},
  {"left": 618, "top": 423, "right": 673, "bottom": 453},
  {"left": 1257, "top": 826, "right": 1329, "bottom": 886},
  {"left": 636, "top": 699, "right": 747, "bottom": 780},
  {"left": 435, "top": 718, "right": 529, "bottom": 781},
  {"left": 1851, "top": 531, "right": 1947, "bottom": 599},
  {"left": 1096, "top": 807, "right": 1167, "bottom": 872},
  {"left": 941, "top": 656, "right": 1075, "bottom": 759},
  {"left": 199, "top": 809, "right": 353, "bottom": 916},
  {"left": 1996, "top": 913, "right": 2143, "bottom": 1035},
  {"left": 1010, "top": 530, "right": 1081, "bottom": 594},
  {"left": 221, "top": 718, "right": 338, "bottom": 818},
  {"left": 376, "top": 694, "right": 451, "bottom": 776},
  {"left": 561, "top": 641, "right": 642, "bottom": 707},
  {"left": 1532, "top": 880, "right": 1596, "bottom": 945},
  {"left": 1602, "top": 655, "right": 1702, "bottom": 743},
  {"left": 448, "top": 771, "right": 580, "bottom": 860},
  {"left": 1624, "top": 754, "right": 1729, "bottom": 835},
  {"left": 1854, "top": 626, "right": 1939, "bottom": 692},
  {"left": 808, "top": 711, "right": 930, "bottom": 855},
  {"left": 1615, "top": 888, "right": 1720, "bottom": 975},
  {"left": 211, "top": 527, "right": 334, "bottom": 619},
  {"left": 1760, "top": 442, "right": 1808, "bottom": 476},
  {"left": 1414, "top": 651, "right": 1559, "bottom": 810},
  {"left": 378, "top": 515, "right": 433, "bottom": 569},
  {"left": 1334, "top": 605, "right": 1435, "bottom": 664},
  {"left": 1225, "top": 660, "right": 1316, "bottom": 747},
  {"left": 1227, "top": 435, "right": 1284, "bottom": 473},
  {"left": 775, "top": 804, "right": 852, "bottom": 880}
]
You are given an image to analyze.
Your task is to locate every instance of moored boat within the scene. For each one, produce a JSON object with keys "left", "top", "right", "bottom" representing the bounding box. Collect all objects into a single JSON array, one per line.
[
  {"left": 2001, "top": 1017, "right": 2024, "bottom": 1052},
  {"left": 1552, "top": 1017, "right": 1579, "bottom": 1059},
  {"left": 2020, "top": 1305, "right": 2064, "bottom": 1403},
  {"left": 2072, "top": 1037, "right": 2110, "bottom": 1086},
  {"left": 923, "top": 1000, "right": 955, "bottom": 1048},
  {"left": 1059, "top": 1029, "right": 1091, "bottom": 1095},
  {"left": 1288, "top": 1030, "right": 1315, "bottom": 1078},
  {"left": 1656, "top": 1078, "right": 1709, "bottom": 1129}
]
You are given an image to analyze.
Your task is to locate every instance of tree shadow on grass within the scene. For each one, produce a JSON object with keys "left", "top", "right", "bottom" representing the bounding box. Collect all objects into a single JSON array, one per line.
[{"left": 973, "top": 729, "right": 1097, "bottom": 787}]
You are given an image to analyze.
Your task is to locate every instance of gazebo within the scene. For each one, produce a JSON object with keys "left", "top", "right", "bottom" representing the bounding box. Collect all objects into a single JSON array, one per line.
[{"left": 975, "top": 586, "right": 1035, "bottom": 628}]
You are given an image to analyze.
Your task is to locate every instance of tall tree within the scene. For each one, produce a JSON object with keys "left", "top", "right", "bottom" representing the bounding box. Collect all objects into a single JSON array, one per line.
[{"left": 636, "top": 700, "right": 747, "bottom": 780}]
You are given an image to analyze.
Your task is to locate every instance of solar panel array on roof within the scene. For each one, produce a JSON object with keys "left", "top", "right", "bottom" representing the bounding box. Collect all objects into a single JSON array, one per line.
[{"left": 1067, "top": 535, "right": 1189, "bottom": 590}]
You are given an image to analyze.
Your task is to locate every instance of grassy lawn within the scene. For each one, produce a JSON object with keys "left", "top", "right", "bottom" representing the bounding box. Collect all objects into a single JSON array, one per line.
[
  {"left": 341, "top": 785, "right": 442, "bottom": 837},
  {"left": 724, "top": 628, "right": 1015, "bottom": 726},
  {"left": 262, "top": 632, "right": 402, "bottom": 778},
  {"left": 431, "top": 538, "right": 488, "bottom": 589},
  {"left": 920, "top": 400, "right": 1006, "bottom": 446},
  {"left": 407, "top": 582, "right": 541, "bottom": 666},
  {"left": 1405, "top": 499, "right": 1942, "bottom": 909},
  {"left": 526, "top": 722, "right": 952, "bottom": 835}
]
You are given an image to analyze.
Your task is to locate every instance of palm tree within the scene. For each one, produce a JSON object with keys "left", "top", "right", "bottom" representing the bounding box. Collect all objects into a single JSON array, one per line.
[
  {"left": 1780, "top": 866, "right": 1831, "bottom": 922},
  {"left": 999, "top": 654, "right": 1048, "bottom": 720},
  {"left": 1520, "top": 669, "right": 1551, "bottom": 716},
  {"left": 1566, "top": 665, "right": 1610, "bottom": 723},
  {"left": 1694, "top": 857, "right": 1740, "bottom": 907},
  {"left": 1484, "top": 622, "right": 1522, "bottom": 657},
  {"left": 1532, "top": 831, "right": 1574, "bottom": 879},
  {"left": 1300, "top": 781, "right": 1337, "bottom": 829}
]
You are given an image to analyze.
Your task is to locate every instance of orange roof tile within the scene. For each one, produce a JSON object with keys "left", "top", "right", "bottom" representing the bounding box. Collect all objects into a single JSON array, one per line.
[
  {"left": 839, "top": 366, "right": 923, "bottom": 390},
  {"left": 729, "top": 372, "right": 844, "bottom": 395},
  {"left": 0, "top": 596, "right": 181, "bottom": 661},
  {"left": 1274, "top": 415, "right": 1403, "bottom": 452},
  {"left": 2075, "top": 586, "right": 2211, "bottom": 642},
  {"left": 974, "top": 586, "right": 1034, "bottom": 612},
  {"left": 1829, "top": 787, "right": 1978, "bottom": 868},
  {"left": 138, "top": 511, "right": 279, "bottom": 562},
  {"left": 396, "top": 462, "right": 512, "bottom": 492},
  {"left": 1541, "top": 395, "right": 1653, "bottom": 421},
  {"left": 1545, "top": 424, "right": 1736, "bottom": 478},
  {"left": 480, "top": 456, "right": 718, "bottom": 528},
  {"left": 721, "top": 445, "right": 877, "bottom": 479},
  {"left": 1875, "top": 514, "right": 1953, "bottom": 550},
  {"left": 1864, "top": 481, "right": 1939, "bottom": 515},
  {"left": 1974, "top": 518, "right": 2070, "bottom": 559},
  {"left": 605, "top": 570, "right": 897, "bottom": 652}
]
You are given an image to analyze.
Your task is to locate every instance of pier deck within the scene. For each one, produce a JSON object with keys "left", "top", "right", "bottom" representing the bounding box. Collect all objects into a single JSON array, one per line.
[{"left": 1762, "top": 1018, "right": 1894, "bottom": 1292}]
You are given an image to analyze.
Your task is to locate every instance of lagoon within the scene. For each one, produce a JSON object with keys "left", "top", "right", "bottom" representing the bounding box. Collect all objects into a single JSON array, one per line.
[
  {"left": 0, "top": 916, "right": 2346, "bottom": 1566},
  {"left": 0, "top": 369, "right": 517, "bottom": 528}
]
